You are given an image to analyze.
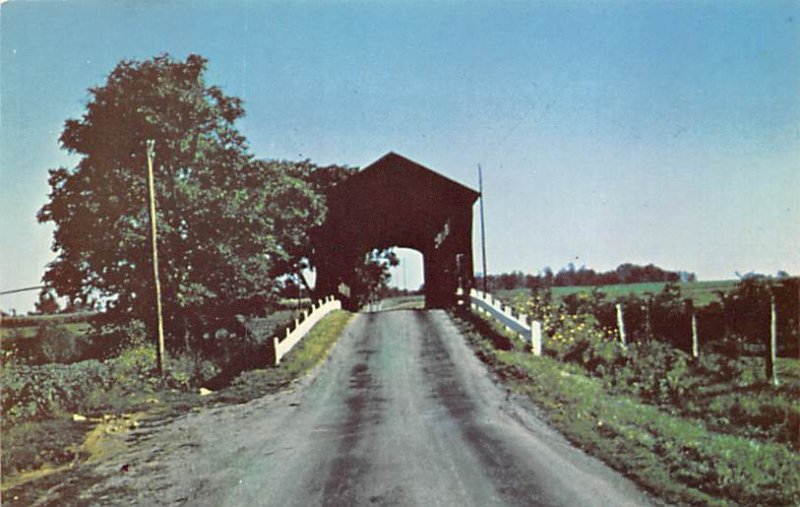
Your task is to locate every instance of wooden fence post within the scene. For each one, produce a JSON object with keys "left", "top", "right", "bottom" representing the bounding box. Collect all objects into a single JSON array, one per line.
[
  {"left": 616, "top": 303, "right": 627, "bottom": 347},
  {"left": 767, "top": 295, "right": 779, "bottom": 386},
  {"left": 531, "top": 321, "right": 542, "bottom": 357},
  {"left": 685, "top": 299, "right": 699, "bottom": 359}
]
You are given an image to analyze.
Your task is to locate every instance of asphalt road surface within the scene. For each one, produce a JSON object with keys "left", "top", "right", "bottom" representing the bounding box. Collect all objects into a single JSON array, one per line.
[{"left": 89, "top": 310, "right": 656, "bottom": 506}]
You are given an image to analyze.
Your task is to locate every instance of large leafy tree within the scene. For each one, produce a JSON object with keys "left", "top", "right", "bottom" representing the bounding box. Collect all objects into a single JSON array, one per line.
[
  {"left": 38, "top": 54, "right": 327, "bottom": 345},
  {"left": 269, "top": 160, "right": 355, "bottom": 285}
]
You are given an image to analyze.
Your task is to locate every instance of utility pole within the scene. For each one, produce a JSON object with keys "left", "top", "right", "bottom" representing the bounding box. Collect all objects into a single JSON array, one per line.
[
  {"left": 403, "top": 260, "right": 408, "bottom": 292},
  {"left": 146, "top": 140, "right": 166, "bottom": 376},
  {"left": 478, "top": 164, "right": 488, "bottom": 294}
]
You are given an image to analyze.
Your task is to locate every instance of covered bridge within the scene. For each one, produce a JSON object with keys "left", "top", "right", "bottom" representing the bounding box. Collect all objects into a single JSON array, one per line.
[{"left": 311, "top": 152, "right": 480, "bottom": 310}]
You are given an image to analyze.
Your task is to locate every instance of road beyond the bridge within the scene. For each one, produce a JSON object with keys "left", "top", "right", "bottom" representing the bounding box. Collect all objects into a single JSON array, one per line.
[{"left": 89, "top": 310, "right": 657, "bottom": 506}]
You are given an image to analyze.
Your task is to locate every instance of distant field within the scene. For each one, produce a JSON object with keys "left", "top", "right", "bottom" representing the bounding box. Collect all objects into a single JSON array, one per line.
[
  {"left": 1, "top": 303, "right": 302, "bottom": 342},
  {"left": 495, "top": 280, "right": 738, "bottom": 307},
  {"left": 246, "top": 309, "right": 297, "bottom": 341},
  {"left": 0, "top": 322, "right": 93, "bottom": 340},
  {"left": 380, "top": 295, "right": 425, "bottom": 311}
]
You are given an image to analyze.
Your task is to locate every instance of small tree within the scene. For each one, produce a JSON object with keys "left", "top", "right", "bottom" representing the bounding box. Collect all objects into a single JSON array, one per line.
[
  {"left": 34, "top": 289, "right": 60, "bottom": 315},
  {"left": 350, "top": 249, "right": 399, "bottom": 307}
]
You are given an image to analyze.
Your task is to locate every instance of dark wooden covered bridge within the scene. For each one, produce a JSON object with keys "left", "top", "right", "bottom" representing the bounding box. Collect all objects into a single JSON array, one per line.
[{"left": 311, "top": 152, "right": 480, "bottom": 310}]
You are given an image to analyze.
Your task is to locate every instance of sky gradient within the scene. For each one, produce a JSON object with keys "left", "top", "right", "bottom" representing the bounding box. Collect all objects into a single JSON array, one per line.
[{"left": 2, "top": 0, "right": 799, "bottom": 311}]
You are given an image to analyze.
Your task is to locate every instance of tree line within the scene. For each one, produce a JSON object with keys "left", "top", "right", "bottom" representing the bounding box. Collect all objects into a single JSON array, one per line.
[{"left": 478, "top": 263, "right": 694, "bottom": 292}]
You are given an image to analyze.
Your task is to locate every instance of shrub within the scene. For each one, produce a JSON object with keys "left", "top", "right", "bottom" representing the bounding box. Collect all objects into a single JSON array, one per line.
[
  {"left": 1, "top": 360, "right": 114, "bottom": 422},
  {"left": 1, "top": 336, "right": 228, "bottom": 427},
  {"left": 695, "top": 351, "right": 746, "bottom": 382},
  {"left": 579, "top": 339, "right": 626, "bottom": 378},
  {"left": 623, "top": 342, "right": 695, "bottom": 406},
  {"left": 517, "top": 293, "right": 617, "bottom": 362},
  {"left": 510, "top": 293, "right": 799, "bottom": 449},
  {"left": 112, "top": 342, "right": 159, "bottom": 389},
  {"left": 166, "top": 353, "right": 220, "bottom": 390},
  {"left": 37, "top": 324, "right": 84, "bottom": 363}
]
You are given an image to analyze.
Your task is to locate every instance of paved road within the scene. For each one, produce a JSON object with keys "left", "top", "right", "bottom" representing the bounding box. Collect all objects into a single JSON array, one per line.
[{"left": 90, "top": 310, "right": 655, "bottom": 506}]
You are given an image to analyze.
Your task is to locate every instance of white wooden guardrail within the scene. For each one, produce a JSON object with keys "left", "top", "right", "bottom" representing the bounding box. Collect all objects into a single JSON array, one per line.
[
  {"left": 467, "top": 289, "right": 542, "bottom": 356},
  {"left": 273, "top": 295, "right": 342, "bottom": 365}
]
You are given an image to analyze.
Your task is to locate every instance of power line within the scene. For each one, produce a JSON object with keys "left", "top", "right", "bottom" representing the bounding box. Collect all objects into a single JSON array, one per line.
[{"left": 0, "top": 286, "right": 45, "bottom": 296}]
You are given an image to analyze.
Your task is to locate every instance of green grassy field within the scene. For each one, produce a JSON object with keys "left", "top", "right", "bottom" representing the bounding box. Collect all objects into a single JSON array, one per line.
[
  {"left": 380, "top": 295, "right": 425, "bottom": 310},
  {"left": 1, "top": 301, "right": 303, "bottom": 345},
  {"left": 495, "top": 279, "right": 738, "bottom": 307},
  {"left": 0, "top": 322, "right": 92, "bottom": 340}
]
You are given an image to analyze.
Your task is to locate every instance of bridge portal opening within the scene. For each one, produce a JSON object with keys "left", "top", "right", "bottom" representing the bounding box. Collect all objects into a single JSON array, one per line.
[
  {"left": 387, "top": 248, "right": 424, "bottom": 294},
  {"left": 311, "top": 153, "right": 479, "bottom": 311}
]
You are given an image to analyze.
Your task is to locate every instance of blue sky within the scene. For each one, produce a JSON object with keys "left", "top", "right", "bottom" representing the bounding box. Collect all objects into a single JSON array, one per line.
[{"left": 2, "top": 0, "right": 799, "bottom": 311}]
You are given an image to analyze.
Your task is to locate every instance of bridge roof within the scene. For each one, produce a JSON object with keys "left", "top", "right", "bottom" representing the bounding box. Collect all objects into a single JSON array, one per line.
[
  {"left": 331, "top": 152, "right": 480, "bottom": 205},
  {"left": 316, "top": 152, "right": 479, "bottom": 253}
]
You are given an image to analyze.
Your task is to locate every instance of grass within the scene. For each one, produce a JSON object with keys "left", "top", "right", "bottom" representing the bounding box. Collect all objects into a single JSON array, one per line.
[
  {"left": 2, "top": 419, "right": 92, "bottom": 477},
  {"left": 380, "top": 295, "right": 425, "bottom": 311},
  {"left": 774, "top": 357, "right": 800, "bottom": 383},
  {"left": 216, "top": 310, "right": 353, "bottom": 403},
  {"left": 2, "top": 310, "right": 353, "bottom": 502},
  {"left": 1, "top": 311, "right": 97, "bottom": 323},
  {"left": 678, "top": 356, "right": 799, "bottom": 447},
  {"left": 452, "top": 308, "right": 800, "bottom": 506},
  {"left": 495, "top": 279, "right": 738, "bottom": 308}
]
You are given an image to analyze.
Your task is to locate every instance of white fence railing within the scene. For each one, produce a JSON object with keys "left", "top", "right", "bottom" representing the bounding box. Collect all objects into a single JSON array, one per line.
[
  {"left": 467, "top": 289, "right": 542, "bottom": 356},
  {"left": 273, "top": 295, "right": 342, "bottom": 365}
]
